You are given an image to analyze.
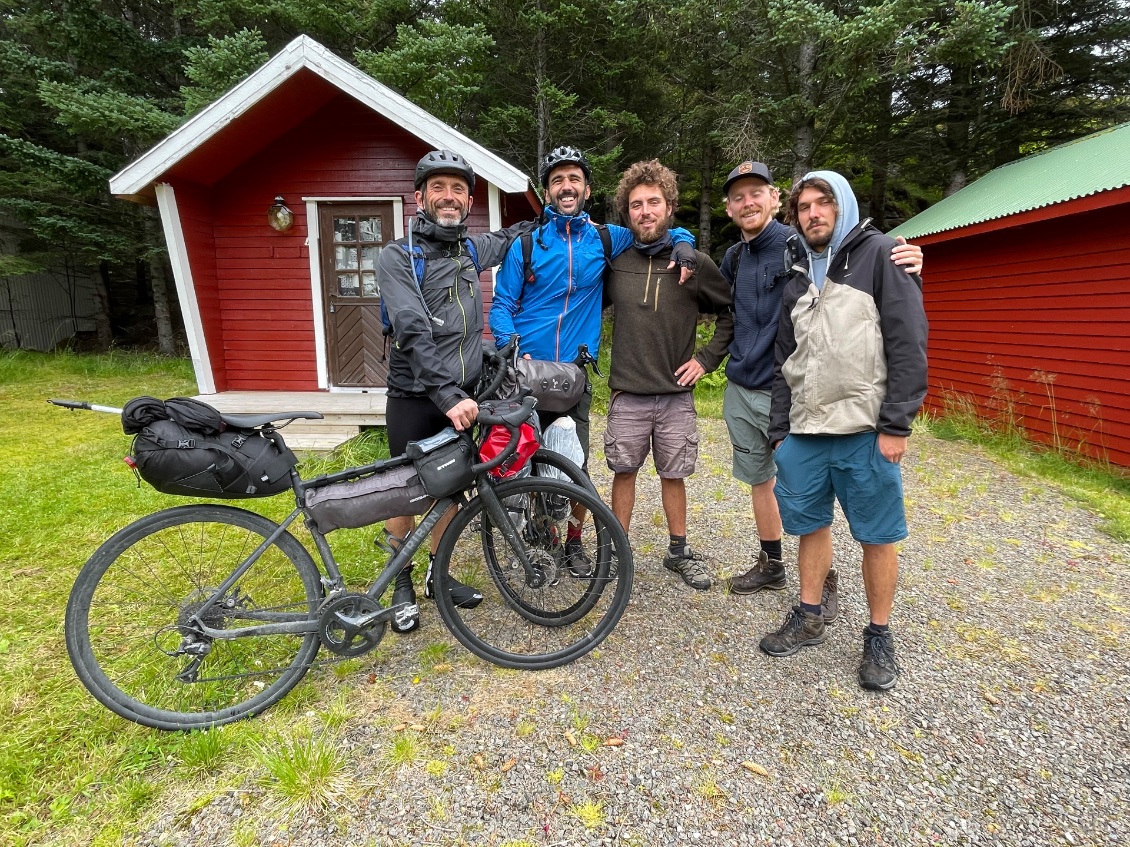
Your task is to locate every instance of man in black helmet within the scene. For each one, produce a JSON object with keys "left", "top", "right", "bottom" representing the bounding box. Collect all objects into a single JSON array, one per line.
[
  {"left": 377, "top": 149, "right": 535, "bottom": 633},
  {"left": 490, "top": 145, "right": 697, "bottom": 576}
]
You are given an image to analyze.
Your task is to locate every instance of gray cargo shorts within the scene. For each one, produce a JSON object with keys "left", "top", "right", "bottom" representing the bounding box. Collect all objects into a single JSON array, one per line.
[{"left": 603, "top": 391, "right": 698, "bottom": 479}]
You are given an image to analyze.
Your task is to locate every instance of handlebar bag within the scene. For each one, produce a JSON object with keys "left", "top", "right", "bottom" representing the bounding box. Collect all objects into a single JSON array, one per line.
[
  {"left": 407, "top": 427, "right": 475, "bottom": 498},
  {"left": 502, "top": 359, "right": 586, "bottom": 413},
  {"left": 305, "top": 462, "right": 432, "bottom": 532},
  {"left": 130, "top": 417, "right": 296, "bottom": 499}
]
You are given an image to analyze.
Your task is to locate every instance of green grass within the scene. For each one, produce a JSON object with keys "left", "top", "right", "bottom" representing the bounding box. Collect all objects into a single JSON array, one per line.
[
  {"left": 919, "top": 409, "right": 1130, "bottom": 541},
  {"left": 4, "top": 349, "right": 1128, "bottom": 844}
]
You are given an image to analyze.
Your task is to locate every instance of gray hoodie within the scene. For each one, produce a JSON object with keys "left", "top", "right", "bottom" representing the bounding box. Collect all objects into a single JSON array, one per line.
[{"left": 798, "top": 169, "right": 859, "bottom": 291}]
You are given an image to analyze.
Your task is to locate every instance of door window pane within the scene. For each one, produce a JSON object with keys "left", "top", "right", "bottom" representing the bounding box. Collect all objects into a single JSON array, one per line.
[
  {"left": 361, "top": 272, "right": 378, "bottom": 297},
  {"left": 338, "top": 273, "right": 359, "bottom": 296},
  {"left": 359, "top": 217, "right": 383, "bottom": 242},
  {"left": 335, "top": 245, "right": 358, "bottom": 270},
  {"left": 361, "top": 245, "right": 379, "bottom": 270},
  {"left": 333, "top": 218, "right": 357, "bottom": 242}
]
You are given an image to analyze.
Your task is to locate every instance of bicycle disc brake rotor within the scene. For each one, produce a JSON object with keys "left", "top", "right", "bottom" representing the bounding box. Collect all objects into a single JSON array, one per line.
[{"left": 317, "top": 593, "right": 387, "bottom": 657}]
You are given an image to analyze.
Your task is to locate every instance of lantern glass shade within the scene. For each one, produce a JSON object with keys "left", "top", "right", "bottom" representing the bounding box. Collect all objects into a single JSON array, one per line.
[{"left": 267, "top": 196, "right": 294, "bottom": 232}]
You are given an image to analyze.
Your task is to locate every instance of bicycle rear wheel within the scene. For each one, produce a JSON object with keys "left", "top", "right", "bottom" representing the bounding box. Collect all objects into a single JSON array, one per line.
[
  {"left": 65, "top": 504, "right": 323, "bottom": 730},
  {"left": 433, "top": 477, "right": 633, "bottom": 669}
]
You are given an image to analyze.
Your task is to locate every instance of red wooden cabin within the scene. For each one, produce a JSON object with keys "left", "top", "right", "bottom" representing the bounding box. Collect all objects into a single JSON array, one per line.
[
  {"left": 891, "top": 122, "right": 1130, "bottom": 467},
  {"left": 111, "top": 36, "right": 539, "bottom": 448}
]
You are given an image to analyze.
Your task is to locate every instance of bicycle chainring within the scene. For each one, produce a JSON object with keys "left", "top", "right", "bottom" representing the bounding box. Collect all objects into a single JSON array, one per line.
[{"left": 317, "top": 593, "right": 387, "bottom": 657}]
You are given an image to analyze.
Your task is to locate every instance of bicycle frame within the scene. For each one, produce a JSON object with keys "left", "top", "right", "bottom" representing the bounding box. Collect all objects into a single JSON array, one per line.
[{"left": 183, "top": 401, "right": 542, "bottom": 642}]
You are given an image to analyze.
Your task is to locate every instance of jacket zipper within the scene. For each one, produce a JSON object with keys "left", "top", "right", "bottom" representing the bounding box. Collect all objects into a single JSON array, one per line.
[
  {"left": 555, "top": 220, "right": 573, "bottom": 362},
  {"left": 456, "top": 256, "right": 469, "bottom": 385}
]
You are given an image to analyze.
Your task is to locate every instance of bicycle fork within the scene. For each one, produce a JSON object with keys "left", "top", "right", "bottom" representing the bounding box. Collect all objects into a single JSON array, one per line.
[{"left": 475, "top": 478, "right": 547, "bottom": 587}]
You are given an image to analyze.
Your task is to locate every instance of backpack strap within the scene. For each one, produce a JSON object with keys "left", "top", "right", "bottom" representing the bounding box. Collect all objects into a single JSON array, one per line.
[
  {"left": 728, "top": 243, "right": 742, "bottom": 281},
  {"left": 594, "top": 223, "right": 612, "bottom": 265},
  {"left": 521, "top": 230, "right": 535, "bottom": 286}
]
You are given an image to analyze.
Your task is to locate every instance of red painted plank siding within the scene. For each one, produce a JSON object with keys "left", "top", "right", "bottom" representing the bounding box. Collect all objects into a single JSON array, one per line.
[
  {"left": 171, "top": 92, "right": 534, "bottom": 391},
  {"left": 920, "top": 205, "right": 1130, "bottom": 467}
]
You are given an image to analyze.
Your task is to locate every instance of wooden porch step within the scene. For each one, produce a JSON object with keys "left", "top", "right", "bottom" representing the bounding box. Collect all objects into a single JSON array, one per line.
[{"left": 195, "top": 390, "right": 386, "bottom": 453}]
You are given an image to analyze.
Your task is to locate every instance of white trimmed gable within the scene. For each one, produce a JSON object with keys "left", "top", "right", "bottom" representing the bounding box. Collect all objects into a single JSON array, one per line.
[{"left": 110, "top": 35, "right": 530, "bottom": 197}]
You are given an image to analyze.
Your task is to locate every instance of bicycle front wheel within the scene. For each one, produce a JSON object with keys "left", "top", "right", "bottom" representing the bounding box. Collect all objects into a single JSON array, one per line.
[
  {"left": 65, "top": 504, "right": 323, "bottom": 730},
  {"left": 433, "top": 477, "right": 633, "bottom": 669}
]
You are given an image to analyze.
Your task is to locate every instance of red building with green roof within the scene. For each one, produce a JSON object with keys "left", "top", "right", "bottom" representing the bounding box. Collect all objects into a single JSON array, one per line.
[{"left": 891, "top": 122, "right": 1130, "bottom": 468}]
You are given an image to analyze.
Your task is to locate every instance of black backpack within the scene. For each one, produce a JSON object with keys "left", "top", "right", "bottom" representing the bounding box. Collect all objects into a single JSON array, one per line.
[{"left": 122, "top": 397, "right": 297, "bottom": 499}]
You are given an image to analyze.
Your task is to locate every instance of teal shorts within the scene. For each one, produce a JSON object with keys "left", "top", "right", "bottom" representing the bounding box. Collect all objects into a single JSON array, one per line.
[{"left": 774, "top": 431, "right": 908, "bottom": 544}]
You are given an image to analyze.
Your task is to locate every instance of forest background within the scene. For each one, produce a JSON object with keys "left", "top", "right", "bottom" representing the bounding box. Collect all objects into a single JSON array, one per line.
[{"left": 1, "top": 0, "right": 1128, "bottom": 352}]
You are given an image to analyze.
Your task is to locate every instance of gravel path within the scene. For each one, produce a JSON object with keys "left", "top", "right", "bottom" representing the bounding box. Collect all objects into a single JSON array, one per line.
[{"left": 143, "top": 417, "right": 1130, "bottom": 847}]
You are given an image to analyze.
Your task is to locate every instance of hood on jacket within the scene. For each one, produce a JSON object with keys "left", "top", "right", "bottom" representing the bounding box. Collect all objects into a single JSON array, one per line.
[
  {"left": 543, "top": 204, "right": 592, "bottom": 236},
  {"left": 798, "top": 170, "right": 858, "bottom": 289}
]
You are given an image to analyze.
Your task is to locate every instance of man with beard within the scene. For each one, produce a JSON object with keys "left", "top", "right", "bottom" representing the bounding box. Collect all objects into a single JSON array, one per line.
[
  {"left": 760, "top": 171, "right": 927, "bottom": 692},
  {"left": 601, "top": 160, "right": 733, "bottom": 590},
  {"left": 491, "top": 145, "right": 696, "bottom": 577},
  {"left": 719, "top": 161, "right": 923, "bottom": 620},
  {"left": 376, "top": 150, "right": 534, "bottom": 633}
]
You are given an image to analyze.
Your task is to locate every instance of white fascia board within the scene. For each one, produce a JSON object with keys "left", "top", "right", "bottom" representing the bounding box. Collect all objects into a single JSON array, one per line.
[
  {"left": 487, "top": 183, "right": 502, "bottom": 291},
  {"left": 154, "top": 184, "right": 214, "bottom": 393},
  {"left": 112, "top": 36, "right": 531, "bottom": 198}
]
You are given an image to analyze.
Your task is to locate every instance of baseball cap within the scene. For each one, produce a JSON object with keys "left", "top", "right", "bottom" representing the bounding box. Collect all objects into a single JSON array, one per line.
[{"left": 722, "top": 161, "right": 773, "bottom": 195}]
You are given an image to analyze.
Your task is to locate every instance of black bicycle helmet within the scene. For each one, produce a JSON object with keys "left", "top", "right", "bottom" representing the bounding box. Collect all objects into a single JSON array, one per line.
[
  {"left": 414, "top": 150, "right": 476, "bottom": 193},
  {"left": 540, "top": 145, "right": 592, "bottom": 187}
]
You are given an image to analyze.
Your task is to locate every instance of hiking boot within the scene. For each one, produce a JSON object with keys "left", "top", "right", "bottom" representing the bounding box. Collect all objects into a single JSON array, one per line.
[
  {"left": 424, "top": 557, "right": 484, "bottom": 609},
  {"left": 390, "top": 565, "right": 420, "bottom": 634},
  {"left": 759, "top": 605, "right": 827, "bottom": 657},
  {"left": 821, "top": 568, "right": 840, "bottom": 624},
  {"left": 663, "top": 545, "right": 711, "bottom": 590},
  {"left": 725, "top": 551, "right": 787, "bottom": 594},
  {"left": 564, "top": 537, "right": 594, "bottom": 578},
  {"left": 858, "top": 627, "right": 901, "bottom": 691}
]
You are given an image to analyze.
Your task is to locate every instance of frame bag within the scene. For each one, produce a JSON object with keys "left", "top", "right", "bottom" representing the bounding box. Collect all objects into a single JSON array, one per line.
[{"left": 305, "top": 462, "right": 432, "bottom": 532}]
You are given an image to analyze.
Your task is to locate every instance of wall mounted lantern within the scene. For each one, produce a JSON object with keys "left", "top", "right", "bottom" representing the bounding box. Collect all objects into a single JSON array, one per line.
[{"left": 267, "top": 196, "right": 294, "bottom": 232}]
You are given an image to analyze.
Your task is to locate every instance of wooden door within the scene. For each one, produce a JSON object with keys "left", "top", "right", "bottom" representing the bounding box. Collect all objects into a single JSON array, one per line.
[{"left": 319, "top": 203, "right": 395, "bottom": 388}]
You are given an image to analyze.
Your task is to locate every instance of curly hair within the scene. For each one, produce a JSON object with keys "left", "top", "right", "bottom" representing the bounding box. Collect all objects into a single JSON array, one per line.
[
  {"left": 784, "top": 176, "right": 836, "bottom": 226},
  {"left": 614, "top": 160, "right": 679, "bottom": 225}
]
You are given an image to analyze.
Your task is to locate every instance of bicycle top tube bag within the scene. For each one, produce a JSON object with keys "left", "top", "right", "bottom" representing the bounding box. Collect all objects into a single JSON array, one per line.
[
  {"left": 123, "top": 396, "right": 297, "bottom": 499},
  {"left": 406, "top": 427, "right": 476, "bottom": 498},
  {"left": 304, "top": 461, "right": 432, "bottom": 532}
]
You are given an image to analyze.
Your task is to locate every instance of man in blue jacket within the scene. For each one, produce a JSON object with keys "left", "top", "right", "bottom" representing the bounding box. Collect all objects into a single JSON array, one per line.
[
  {"left": 719, "top": 161, "right": 922, "bottom": 622},
  {"left": 490, "top": 145, "right": 694, "bottom": 575}
]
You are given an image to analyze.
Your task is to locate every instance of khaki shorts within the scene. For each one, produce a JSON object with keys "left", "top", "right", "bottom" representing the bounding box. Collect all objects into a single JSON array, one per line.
[
  {"left": 722, "top": 383, "right": 777, "bottom": 486},
  {"left": 603, "top": 391, "right": 698, "bottom": 478}
]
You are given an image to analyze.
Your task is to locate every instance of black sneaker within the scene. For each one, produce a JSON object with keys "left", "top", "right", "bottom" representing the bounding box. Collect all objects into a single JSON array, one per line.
[
  {"left": 725, "top": 551, "right": 787, "bottom": 594},
  {"left": 390, "top": 565, "right": 419, "bottom": 634},
  {"left": 663, "top": 545, "right": 711, "bottom": 590},
  {"left": 858, "top": 627, "right": 901, "bottom": 691},
  {"left": 564, "top": 537, "right": 594, "bottom": 578},
  {"left": 821, "top": 568, "right": 840, "bottom": 624},
  {"left": 759, "top": 605, "right": 827, "bottom": 657},
  {"left": 424, "top": 557, "right": 484, "bottom": 609}
]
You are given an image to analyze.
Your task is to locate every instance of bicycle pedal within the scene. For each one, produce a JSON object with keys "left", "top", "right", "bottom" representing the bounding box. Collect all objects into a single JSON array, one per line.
[{"left": 392, "top": 603, "right": 420, "bottom": 633}]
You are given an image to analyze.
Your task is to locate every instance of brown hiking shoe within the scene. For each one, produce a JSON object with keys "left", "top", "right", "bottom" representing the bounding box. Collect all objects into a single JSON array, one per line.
[
  {"left": 759, "top": 605, "right": 827, "bottom": 657},
  {"left": 725, "top": 550, "right": 787, "bottom": 595},
  {"left": 821, "top": 568, "right": 840, "bottom": 624}
]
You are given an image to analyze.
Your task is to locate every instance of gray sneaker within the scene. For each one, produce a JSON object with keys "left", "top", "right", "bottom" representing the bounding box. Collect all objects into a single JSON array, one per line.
[
  {"left": 759, "top": 605, "right": 827, "bottom": 657},
  {"left": 725, "top": 551, "right": 787, "bottom": 594},
  {"left": 858, "top": 627, "right": 901, "bottom": 691},
  {"left": 663, "top": 545, "right": 711, "bottom": 590},
  {"left": 821, "top": 568, "right": 840, "bottom": 624}
]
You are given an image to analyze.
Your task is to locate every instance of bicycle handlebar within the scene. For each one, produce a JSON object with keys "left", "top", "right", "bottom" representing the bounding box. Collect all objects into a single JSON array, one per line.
[
  {"left": 470, "top": 395, "right": 538, "bottom": 475},
  {"left": 48, "top": 399, "right": 123, "bottom": 415}
]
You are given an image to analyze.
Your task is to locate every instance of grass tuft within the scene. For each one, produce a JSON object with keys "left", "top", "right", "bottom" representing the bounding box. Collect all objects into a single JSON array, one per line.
[{"left": 255, "top": 730, "right": 351, "bottom": 812}]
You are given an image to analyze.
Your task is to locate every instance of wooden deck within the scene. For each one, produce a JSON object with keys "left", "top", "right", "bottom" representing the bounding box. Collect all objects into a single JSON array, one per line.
[{"left": 196, "top": 391, "right": 387, "bottom": 452}]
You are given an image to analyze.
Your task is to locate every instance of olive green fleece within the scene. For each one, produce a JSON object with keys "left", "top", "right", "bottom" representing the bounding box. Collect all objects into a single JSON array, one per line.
[{"left": 605, "top": 247, "right": 734, "bottom": 396}]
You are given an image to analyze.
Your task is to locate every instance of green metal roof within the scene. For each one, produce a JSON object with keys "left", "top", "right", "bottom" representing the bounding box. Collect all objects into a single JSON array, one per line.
[{"left": 890, "top": 121, "right": 1130, "bottom": 239}]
